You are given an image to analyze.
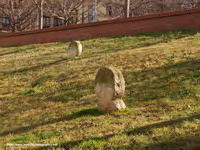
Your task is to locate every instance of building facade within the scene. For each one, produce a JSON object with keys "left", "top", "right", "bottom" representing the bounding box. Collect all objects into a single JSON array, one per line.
[
  {"left": 0, "top": 0, "right": 125, "bottom": 32},
  {"left": 0, "top": 0, "right": 200, "bottom": 32}
]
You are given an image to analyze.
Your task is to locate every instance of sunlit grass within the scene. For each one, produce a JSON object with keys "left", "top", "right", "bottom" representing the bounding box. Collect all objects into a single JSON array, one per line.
[{"left": 0, "top": 29, "right": 200, "bottom": 150}]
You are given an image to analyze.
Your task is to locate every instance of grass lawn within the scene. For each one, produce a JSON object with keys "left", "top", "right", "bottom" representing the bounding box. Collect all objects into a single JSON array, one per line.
[{"left": 0, "top": 29, "right": 200, "bottom": 150}]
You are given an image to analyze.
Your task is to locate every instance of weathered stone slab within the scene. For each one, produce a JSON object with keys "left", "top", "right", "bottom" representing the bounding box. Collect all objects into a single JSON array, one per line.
[
  {"left": 95, "top": 67, "right": 126, "bottom": 112},
  {"left": 67, "top": 41, "right": 82, "bottom": 57}
]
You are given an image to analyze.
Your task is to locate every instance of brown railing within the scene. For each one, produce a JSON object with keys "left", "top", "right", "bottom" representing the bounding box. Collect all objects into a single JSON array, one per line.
[{"left": 0, "top": 8, "right": 200, "bottom": 47}]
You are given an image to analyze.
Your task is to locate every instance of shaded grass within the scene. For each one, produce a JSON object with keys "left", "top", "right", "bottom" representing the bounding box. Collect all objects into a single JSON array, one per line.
[
  {"left": 0, "top": 29, "right": 200, "bottom": 150},
  {"left": 125, "top": 59, "right": 200, "bottom": 103},
  {"left": 0, "top": 107, "right": 103, "bottom": 137},
  {"left": 51, "top": 114, "right": 200, "bottom": 150}
]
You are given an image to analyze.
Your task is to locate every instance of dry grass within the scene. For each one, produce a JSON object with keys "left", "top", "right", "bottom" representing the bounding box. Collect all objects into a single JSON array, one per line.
[{"left": 0, "top": 30, "right": 200, "bottom": 150}]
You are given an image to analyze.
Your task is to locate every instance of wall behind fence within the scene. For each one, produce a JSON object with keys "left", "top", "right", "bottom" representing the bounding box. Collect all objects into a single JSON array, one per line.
[{"left": 0, "top": 8, "right": 200, "bottom": 47}]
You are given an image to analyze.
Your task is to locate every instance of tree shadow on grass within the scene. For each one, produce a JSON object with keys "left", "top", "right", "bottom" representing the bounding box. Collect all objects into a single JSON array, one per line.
[
  {"left": 1, "top": 29, "right": 199, "bottom": 76},
  {"left": 0, "top": 50, "right": 26, "bottom": 57},
  {"left": 0, "top": 107, "right": 103, "bottom": 137},
  {"left": 0, "top": 43, "right": 62, "bottom": 57},
  {"left": 28, "top": 113, "right": 200, "bottom": 150},
  {"left": 58, "top": 113, "right": 200, "bottom": 149},
  {"left": 0, "top": 57, "right": 72, "bottom": 75},
  {"left": 124, "top": 59, "right": 200, "bottom": 103},
  {"left": 111, "top": 29, "right": 199, "bottom": 38},
  {"left": 92, "top": 29, "right": 200, "bottom": 55},
  {"left": 46, "top": 79, "right": 94, "bottom": 102},
  {"left": 1, "top": 59, "right": 199, "bottom": 138},
  {"left": 0, "top": 54, "right": 97, "bottom": 76},
  {"left": 93, "top": 41, "right": 162, "bottom": 56},
  {"left": 0, "top": 79, "right": 95, "bottom": 122},
  {"left": 0, "top": 45, "right": 38, "bottom": 57},
  {"left": 126, "top": 113, "right": 200, "bottom": 135},
  {"left": 146, "top": 135, "right": 200, "bottom": 150}
]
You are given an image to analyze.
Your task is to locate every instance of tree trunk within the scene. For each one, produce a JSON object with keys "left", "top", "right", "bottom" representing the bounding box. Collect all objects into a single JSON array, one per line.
[
  {"left": 82, "top": 0, "right": 85, "bottom": 23},
  {"left": 38, "top": 0, "right": 43, "bottom": 29},
  {"left": 94, "top": 0, "right": 97, "bottom": 21},
  {"left": 125, "top": 0, "right": 130, "bottom": 18}
]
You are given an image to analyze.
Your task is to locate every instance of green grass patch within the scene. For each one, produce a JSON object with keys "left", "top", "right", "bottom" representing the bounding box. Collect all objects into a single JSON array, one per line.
[
  {"left": 0, "top": 29, "right": 200, "bottom": 150},
  {"left": 10, "top": 131, "right": 60, "bottom": 144}
]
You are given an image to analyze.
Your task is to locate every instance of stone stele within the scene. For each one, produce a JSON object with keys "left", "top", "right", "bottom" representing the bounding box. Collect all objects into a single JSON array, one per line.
[
  {"left": 68, "top": 41, "right": 82, "bottom": 57},
  {"left": 95, "top": 67, "right": 126, "bottom": 112}
]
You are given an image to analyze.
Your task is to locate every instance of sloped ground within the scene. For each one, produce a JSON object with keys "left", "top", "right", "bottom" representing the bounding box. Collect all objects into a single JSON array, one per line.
[{"left": 0, "top": 30, "right": 200, "bottom": 150}]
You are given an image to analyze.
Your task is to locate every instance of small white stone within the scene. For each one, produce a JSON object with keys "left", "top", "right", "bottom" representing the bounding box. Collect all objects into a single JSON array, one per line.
[{"left": 67, "top": 41, "right": 82, "bottom": 57}]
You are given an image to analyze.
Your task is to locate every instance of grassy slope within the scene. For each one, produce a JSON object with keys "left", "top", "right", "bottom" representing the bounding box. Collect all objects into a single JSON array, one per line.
[{"left": 0, "top": 30, "right": 200, "bottom": 150}]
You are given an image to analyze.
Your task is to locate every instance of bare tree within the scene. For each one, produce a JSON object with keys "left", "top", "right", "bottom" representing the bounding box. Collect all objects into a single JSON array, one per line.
[
  {"left": 104, "top": 0, "right": 199, "bottom": 19},
  {"left": 181, "top": 0, "right": 196, "bottom": 9},
  {"left": 129, "top": 0, "right": 158, "bottom": 17},
  {"left": 101, "top": 0, "right": 125, "bottom": 19},
  {"left": 81, "top": 0, "right": 85, "bottom": 23},
  {"left": 45, "top": 0, "right": 85, "bottom": 25},
  {"left": 33, "top": 0, "right": 45, "bottom": 29},
  {"left": 0, "top": 0, "right": 38, "bottom": 32}
]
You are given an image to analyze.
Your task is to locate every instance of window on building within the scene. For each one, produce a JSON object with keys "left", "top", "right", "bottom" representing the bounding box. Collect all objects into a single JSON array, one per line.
[
  {"left": 0, "top": 20, "right": 2, "bottom": 29},
  {"left": 54, "top": 18, "right": 62, "bottom": 27},
  {"left": 43, "top": 16, "right": 50, "bottom": 28},
  {"left": 2, "top": 17, "right": 9, "bottom": 26},
  {"left": 88, "top": 4, "right": 97, "bottom": 22},
  {"left": 106, "top": 5, "right": 113, "bottom": 17}
]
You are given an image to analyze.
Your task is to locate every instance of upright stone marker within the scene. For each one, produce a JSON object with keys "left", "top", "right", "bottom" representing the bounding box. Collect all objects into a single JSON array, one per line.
[
  {"left": 95, "top": 67, "right": 126, "bottom": 112},
  {"left": 68, "top": 41, "right": 82, "bottom": 57}
]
